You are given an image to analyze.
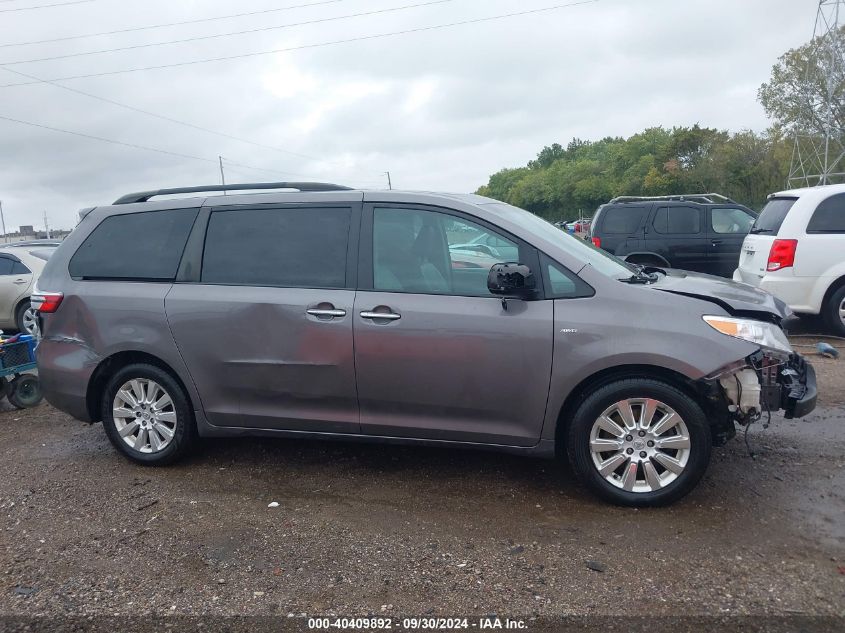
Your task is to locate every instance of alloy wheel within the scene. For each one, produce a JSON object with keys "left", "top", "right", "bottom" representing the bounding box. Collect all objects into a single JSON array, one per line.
[
  {"left": 22, "top": 306, "right": 39, "bottom": 338},
  {"left": 839, "top": 297, "right": 845, "bottom": 328},
  {"left": 112, "top": 378, "right": 177, "bottom": 454},
  {"left": 589, "top": 398, "right": 691, "bottom": 493}
]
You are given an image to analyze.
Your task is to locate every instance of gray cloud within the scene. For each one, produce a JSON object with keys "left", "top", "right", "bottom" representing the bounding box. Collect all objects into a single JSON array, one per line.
[{"left": 0, "top": 0, "right": 817, "bottom": 230}]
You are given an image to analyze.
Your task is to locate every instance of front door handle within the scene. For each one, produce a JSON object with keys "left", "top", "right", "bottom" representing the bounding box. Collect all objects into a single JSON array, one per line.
[
  {"left": 360, "top": 311, "right": 401, "bottom": 321},
  {"left": 711, "top": 240, "right": 723, "bottom": 246},
  {"left": 306, "top": 308, "right": 346, "bottom": 318}
]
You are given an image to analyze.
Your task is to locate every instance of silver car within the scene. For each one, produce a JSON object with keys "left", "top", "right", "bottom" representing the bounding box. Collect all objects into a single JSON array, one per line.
[{"left": 34, "top": 183, "right": 816, "bottom": 506}]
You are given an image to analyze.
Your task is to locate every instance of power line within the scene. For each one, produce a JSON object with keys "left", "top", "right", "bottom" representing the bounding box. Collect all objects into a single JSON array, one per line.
[
  {"left": 0, "top": 0, "right": 93, "bottom": 12},
  {"left": 0, "top": 0, "right": 600, "bottom": 86},
  {"left": 0, "top": 112, "right": 217, "bottom": 163},
  {"left": 0, "top": 0, "right": 348, "bottom": 49},
  {"left": 2, "top": 0, "right": 457, "bottom": 66},
  {"left": 0, "top": 113, "right": 380, "bottom": 184},
  {"left": 1, "top": 66, "right": 326, "bottom": 163}
]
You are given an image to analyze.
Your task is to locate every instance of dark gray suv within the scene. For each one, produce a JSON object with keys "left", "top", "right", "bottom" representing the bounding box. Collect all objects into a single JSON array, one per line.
[{"left": 34, "top": 183, "right": 816, "bottom": 506}]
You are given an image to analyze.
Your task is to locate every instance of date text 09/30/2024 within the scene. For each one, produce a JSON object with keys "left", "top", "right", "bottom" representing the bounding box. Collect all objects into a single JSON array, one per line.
[{"left": 307, "top": 617, "right": 528, "bottom": 630}]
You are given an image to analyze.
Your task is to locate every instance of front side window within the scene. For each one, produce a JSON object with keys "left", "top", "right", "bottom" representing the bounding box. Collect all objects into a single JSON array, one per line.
[
  {"left": 373, "top": 207, "right": 519, "bottom": 297},
  {"left": 711, "top": 208, "right": 755, "bottom": 234},
  {"left": 541, "top": 254, "right": 594, "bottom": 299},
  {"left": 653, "top": 206, "right": 701, "bottom": 234},
  {"left": 807, "top": 193, "right": 845, "bottom": 233},
  {"left": 69, "top": 208, "right": 199, "bottom": 280},
  {"left": 202, "top": 206, "right": 349, "bottom": 288}
]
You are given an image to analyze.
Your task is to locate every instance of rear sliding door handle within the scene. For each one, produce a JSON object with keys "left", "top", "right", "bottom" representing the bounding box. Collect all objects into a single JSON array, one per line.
[
  {"left": 360, "top": 311, "right": 401, "bottom": 321},
  {"left": 306, "top": 308, "right": 346, "bottom": 318}
]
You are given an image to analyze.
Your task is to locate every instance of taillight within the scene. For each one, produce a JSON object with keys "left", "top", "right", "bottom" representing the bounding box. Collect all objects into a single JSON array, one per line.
[
  {"left": 766, "top": 239, "right": 797, "bottom": 272},
  {"left": 591, "top": 237, "right": 601, "bottom": 248},
  {"left": 31, "top": 291, "right": 63, "bottom": 313}
]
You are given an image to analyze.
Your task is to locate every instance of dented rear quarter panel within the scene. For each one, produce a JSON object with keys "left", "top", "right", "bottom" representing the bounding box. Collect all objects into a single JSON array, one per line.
[{"left": 35, "top": 200, "right": 206, "bottom": 422}]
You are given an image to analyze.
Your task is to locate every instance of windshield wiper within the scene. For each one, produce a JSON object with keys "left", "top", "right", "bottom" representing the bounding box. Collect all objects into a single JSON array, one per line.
[{"left": 619, "top": 265, "right": 658, "bottom": 284}]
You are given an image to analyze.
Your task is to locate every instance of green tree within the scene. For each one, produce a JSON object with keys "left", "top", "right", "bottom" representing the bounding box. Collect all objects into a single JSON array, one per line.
[{"left": 758, "top": 26, "right": 845, "bottom": 135}]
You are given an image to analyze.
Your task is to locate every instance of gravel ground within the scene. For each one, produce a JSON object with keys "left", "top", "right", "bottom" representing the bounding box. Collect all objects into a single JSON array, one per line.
[{"left": 0, "top": 341, "right": 843, "bottom": 630}]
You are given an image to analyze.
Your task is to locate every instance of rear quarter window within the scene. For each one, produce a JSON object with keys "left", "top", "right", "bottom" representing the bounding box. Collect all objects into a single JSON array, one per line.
[
  {"left": 752, "top": 198, "right": 796, "bottom": 234},
  {"left": 806, "top": 193, "right": 845, "bottom": 233},
  {"left": 69, "top": 208, "right": 199, "bottom": 280},
  {"left": 600, "top": 206, "right": 644, "bottom": 234}
]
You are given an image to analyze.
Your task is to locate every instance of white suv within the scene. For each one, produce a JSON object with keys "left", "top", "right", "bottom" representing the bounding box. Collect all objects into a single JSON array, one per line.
[{"left": 734, "top": 184, "right": 845, "bottom": 335}]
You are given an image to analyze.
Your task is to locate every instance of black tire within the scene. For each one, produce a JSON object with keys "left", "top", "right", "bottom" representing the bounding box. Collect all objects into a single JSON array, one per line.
[
  {"left": 14, "top": 300, "right": 38, "bottom": 337},
  {"left": 823, "top": 285, "right": 845, "bottom": 338},
  {"left": 0, "top": 376, "right": 8, "bottom": 401},
  {"left": 101, "top": 363, "right": 196, "bottom": 465},
  {"left": 8, "top": 375, "right": 43, "bottom": 409},
  {"left": 566, "top": 378, "right": 712, "bottom": 507}
]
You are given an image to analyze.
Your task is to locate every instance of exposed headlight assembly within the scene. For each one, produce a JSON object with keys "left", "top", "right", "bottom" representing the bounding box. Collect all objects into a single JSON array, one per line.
[{"left": 703, "top": 315, "right": 792, "bottom": 355}]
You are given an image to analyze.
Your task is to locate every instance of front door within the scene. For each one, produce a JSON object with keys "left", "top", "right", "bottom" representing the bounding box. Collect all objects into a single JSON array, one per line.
[
  {"left": 166, "top": 202, "right": 361, "bottom": 432},
  {"left": 707, "top": 207, "right": 755, "bottom": 278},
  {"left": 352, "top": 204, "right": 554, "bottom": 447}
]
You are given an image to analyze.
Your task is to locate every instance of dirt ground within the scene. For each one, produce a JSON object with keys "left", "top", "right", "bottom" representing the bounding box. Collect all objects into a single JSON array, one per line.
[{"left": 0, "top": 335, "right": 843, "bottom": 631}]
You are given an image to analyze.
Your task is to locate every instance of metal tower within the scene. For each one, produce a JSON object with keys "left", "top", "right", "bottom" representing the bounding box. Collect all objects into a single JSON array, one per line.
[{"left": 788, "top": 0, "right": 845, "bottom": 188}]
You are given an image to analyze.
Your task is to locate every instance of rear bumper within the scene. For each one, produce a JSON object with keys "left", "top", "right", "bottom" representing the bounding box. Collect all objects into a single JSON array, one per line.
[
  {"left": 732, "top": 269, "right": 821, "bottom": 315},
  {"left": 35, "top": 336, "right": 100, "bottom": 423}
]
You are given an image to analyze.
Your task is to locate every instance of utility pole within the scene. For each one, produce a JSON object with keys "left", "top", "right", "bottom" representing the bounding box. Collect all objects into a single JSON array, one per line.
[
  {"left": 0, "top": 200, "right": 6, "bottom": 244},
  {"left": 385, "top": 171, "right": 392, "bottom": 190},
  {"left": 219, "top": 155, "right": 227, "bottom": 195},
  {"left": 43, "top": 210, "right": 51, "bottom": 239}
]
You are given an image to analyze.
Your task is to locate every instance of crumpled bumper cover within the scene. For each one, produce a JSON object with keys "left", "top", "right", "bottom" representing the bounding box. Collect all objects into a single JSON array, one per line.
[{"left": 760, "top": 352, "right": 817, "bottom": 419}]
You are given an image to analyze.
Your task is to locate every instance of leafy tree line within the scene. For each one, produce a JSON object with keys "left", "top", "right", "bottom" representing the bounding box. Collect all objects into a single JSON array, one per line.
[
  {"left": 476, "top": 25, "right": 844, "bottom": 222},
  {"left": 475, "top": 126, "right": 792, "bottom": 222}
]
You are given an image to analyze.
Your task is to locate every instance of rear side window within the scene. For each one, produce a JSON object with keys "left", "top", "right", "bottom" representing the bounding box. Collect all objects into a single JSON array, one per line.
[
  {"left": 11, "top": 261, "right": 30, "bottom": 274},
  {"left": 201, "top": 207, "right": 350, "bottom": 288},
  {"left": 807, "top": 193, "right": 845, "bottom": 233},
  {"left": 653, "top": 206, "right": 701, "bottom": 234},
  {"left": 0, "top": 258, "right": 13, "bottom": 275},
  {"left": 601, "top": 207, "right": 644, "bottom": 234},
  {"left": 69, "top": 208, "right": 198, "bottom": 280},
  {"left": 752, "top": 198, "right": 796, "bottom": 234}
]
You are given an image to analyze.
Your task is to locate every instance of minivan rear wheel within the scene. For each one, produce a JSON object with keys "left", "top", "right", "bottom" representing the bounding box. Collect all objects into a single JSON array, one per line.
[
  {"left": 101, "top": 363, "right": 196, "bottom": 465},
  {"left": 567, "top": 378, "right": 712, "bottom": 507},
  {"left": 823, "top": 285, "right": 845, "bottom": 337}
]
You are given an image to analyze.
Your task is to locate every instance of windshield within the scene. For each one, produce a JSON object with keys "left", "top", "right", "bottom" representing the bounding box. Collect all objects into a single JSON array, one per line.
[
  {"left": 481, "top": 202, "right": 636, "bottom": 278},
  {"left": 752, "top": 197, "right": 797, "bottom": 234}
]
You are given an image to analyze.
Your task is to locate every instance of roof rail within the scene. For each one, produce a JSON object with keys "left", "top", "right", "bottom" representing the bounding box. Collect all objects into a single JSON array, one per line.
[
  {"left": 608, "top": 193, "right": 737, "bottom": 205},
  {"left": 113, "top": 181, "right": 353, "bottom": 205}
]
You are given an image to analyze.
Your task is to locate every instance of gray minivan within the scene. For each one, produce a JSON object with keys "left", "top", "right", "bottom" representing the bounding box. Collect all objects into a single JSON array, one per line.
[{"left": 34, "top": 183, "right": 816, "bottom": 506}]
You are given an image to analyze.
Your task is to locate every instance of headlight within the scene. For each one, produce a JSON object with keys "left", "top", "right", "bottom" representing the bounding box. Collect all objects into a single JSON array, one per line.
[{"left": 703, "top": 315, "right": 792, "bottom": 353}]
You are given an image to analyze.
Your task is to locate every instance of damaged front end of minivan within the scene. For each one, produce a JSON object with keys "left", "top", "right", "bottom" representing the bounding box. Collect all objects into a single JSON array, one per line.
[{"left": 695, "top": 315, "right": 817, "bottom": 445}]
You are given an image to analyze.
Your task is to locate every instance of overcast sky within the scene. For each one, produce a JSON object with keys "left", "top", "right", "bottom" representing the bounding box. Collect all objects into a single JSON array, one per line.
[{"left": 0, "top": 0, "right": 819, "bottom": 230}]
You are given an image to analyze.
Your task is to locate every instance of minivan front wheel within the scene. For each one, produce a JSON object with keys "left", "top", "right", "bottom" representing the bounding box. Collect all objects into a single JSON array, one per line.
[
  {"left": 567, "top": 378, "right": 712, "bottom": 507},
  {"left": 101, "top": 364, "right": 196, "bottom": 465}
]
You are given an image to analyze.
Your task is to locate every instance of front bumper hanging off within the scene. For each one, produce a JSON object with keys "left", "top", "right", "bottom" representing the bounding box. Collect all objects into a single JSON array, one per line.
[{"left": 761, "top": 352, "right": 817, "bottom": 419}]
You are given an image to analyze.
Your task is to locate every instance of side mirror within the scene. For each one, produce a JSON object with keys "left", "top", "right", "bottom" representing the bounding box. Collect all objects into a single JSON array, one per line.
[{"left": 487, "top": 263, "right": 536, "bottom": 298}]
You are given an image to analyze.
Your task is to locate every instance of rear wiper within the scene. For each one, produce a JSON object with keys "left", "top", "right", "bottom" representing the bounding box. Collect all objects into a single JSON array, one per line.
[{"left": 749, "top": 227, "right": 772, "bottom": 234}]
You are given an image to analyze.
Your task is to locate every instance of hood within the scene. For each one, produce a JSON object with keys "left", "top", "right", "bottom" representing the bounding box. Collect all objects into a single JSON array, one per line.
[{"left": 649, "top": 269, "right": 791, "bottom": 321}]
